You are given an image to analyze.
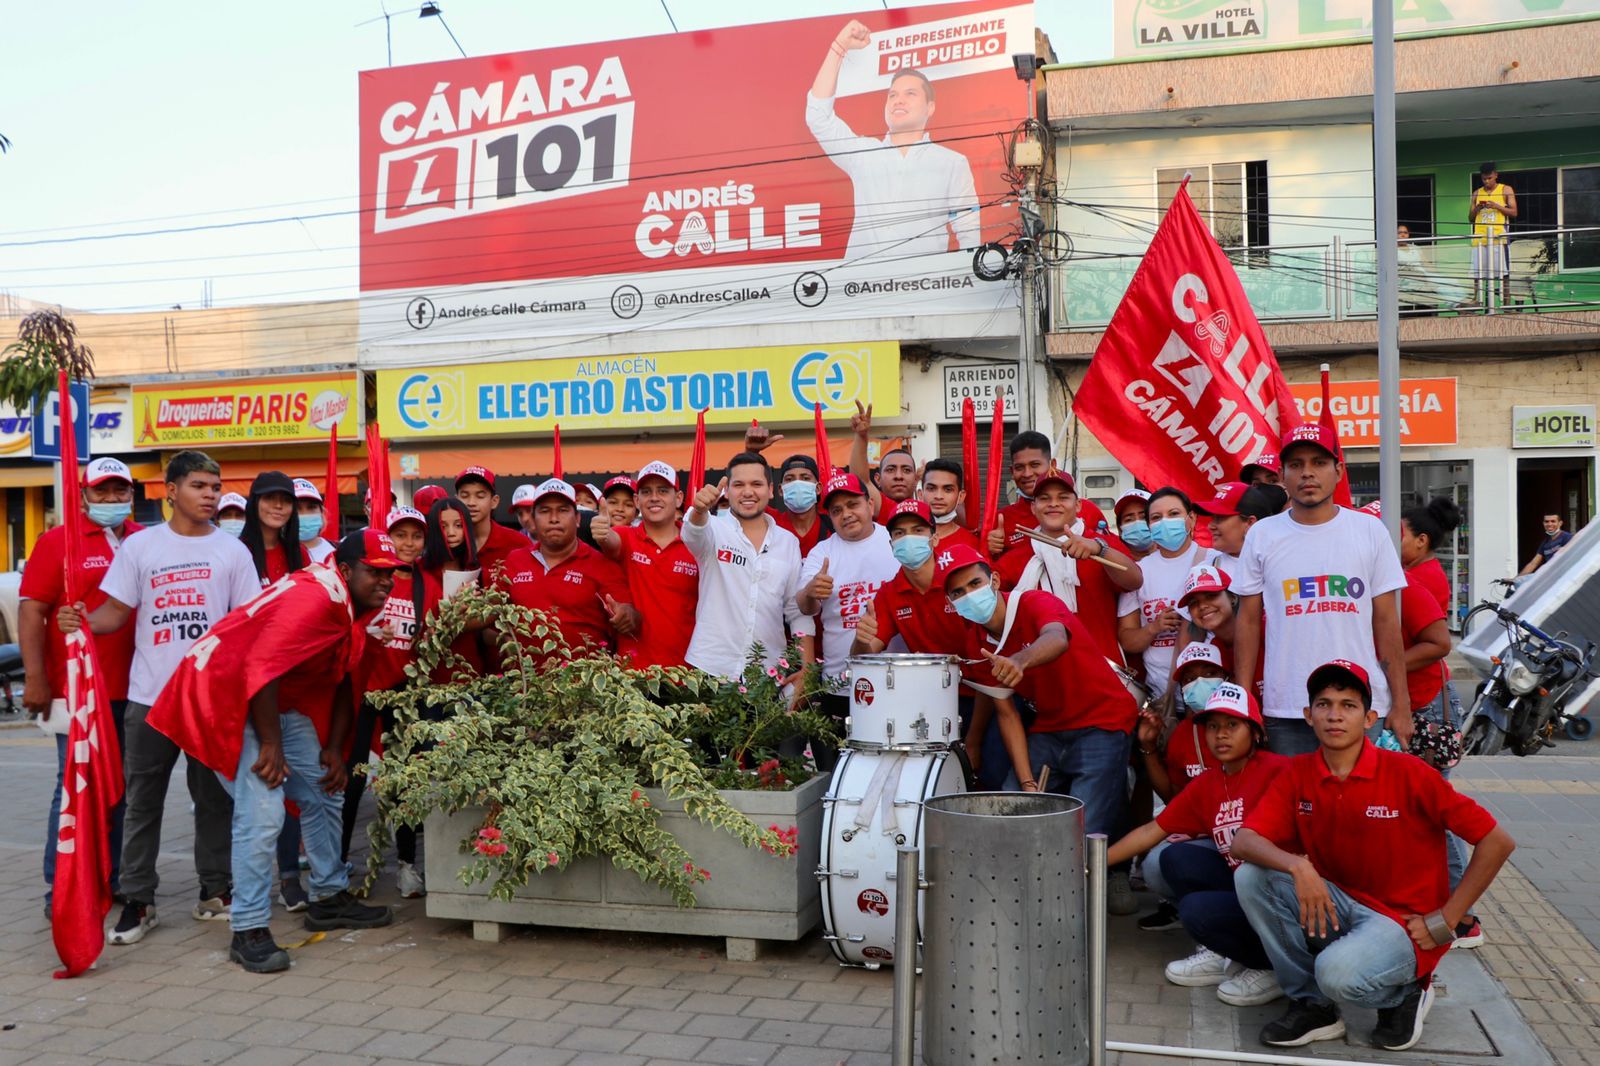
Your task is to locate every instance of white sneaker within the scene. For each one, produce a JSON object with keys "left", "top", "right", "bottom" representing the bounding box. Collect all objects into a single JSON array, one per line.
[
  {"left": 107, "top": 901, "right": 158, "bottom": 945},
  {"left": 1165, "top": 947, "right": 1238, "bottom": 987},
  {"left": 192, "top": 892, "right": 232, "bottom": 921},
  {"left": 396, "top": 862, "right": 426, "bottom": 899},
  {"left": 1217, "top": 967, "right": 1284, "bottom": 1006}
]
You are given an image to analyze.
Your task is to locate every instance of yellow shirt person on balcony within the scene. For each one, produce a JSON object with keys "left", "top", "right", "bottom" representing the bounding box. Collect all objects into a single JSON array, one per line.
[{"left": 1469, "top": 163, "right": 1518, "bottom": 309}]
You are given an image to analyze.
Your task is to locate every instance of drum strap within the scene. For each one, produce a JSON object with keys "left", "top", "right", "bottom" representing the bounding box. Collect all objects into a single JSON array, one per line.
[{"left": 854, "top": 753, "right": 909, "bottom": 834}]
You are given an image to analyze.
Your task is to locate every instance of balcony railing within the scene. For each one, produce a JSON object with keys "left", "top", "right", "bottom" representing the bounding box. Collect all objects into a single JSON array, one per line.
[{"left": 1051, "top": 225, "right": 1600, "bottom": 332}]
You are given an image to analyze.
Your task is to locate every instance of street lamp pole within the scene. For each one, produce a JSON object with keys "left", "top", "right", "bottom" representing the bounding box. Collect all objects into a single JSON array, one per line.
[{"left": 1374, "top": 0, "right": 1401, "bottom": 542}]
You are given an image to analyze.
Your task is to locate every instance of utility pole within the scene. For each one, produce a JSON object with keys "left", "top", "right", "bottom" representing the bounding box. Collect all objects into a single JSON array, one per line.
[
  {"left": 1017, "top": 189, "right": 1038, "bottom": 435},
  {"left": 1374, "top": 0, "right": 1401, "bottom": 543}
]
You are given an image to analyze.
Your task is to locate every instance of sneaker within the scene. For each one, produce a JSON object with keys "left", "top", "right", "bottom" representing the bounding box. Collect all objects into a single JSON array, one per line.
[
  {"left": 276, "top": 878, "right": 309, "bottom": 912},
  {"left": 1107, "top": 870, "right": 1138, "bottom": 916},
  {"left": 229, "top": 928, "right": 290, "bottom": 974},
  {"left": 395, "top": 862, "right": 426, "bottom": 899},
  {"left": 192, "top": 890, "right": 231, "bottom": 921},
  {"left": 1137, "top": 901, "right": 1182, "bottom": 932},
  {"left": 1164, "top": 946, "right": 1237, "bottom": 987},
  {"left": 107, "top": 900, "right": 158, "bottom": 945},
  {"left": 1453, "top": 917, "right": 1484, "bottom": 949},
  {"left": 305, "top": 890, "right": 394, "bottom": 932},
  {"left": 1217, "top": 967, "right": 1284, "bottom": 1007},
  {"left": 1261, "top": 999, "right": 1345, "bottom": 1047},
  {"left": 1372, "top": 978, "right": 1434, "bottom": 1052}
]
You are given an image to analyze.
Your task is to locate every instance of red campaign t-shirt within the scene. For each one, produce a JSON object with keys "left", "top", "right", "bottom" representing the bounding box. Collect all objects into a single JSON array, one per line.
[
  {"left": 1157, "top": 750, "right": 1290, "bottom": 865},
  {"left": 992, "top": 531, "right": 1131, "bottom": 659},
  {"left": 1242, "top": 742, "right": 1499, "bottom": 977},
  {"left": 260, "top": 542, "right": 294, "bottom": 586},
  {"left": 1409, "top": 557, "right": 1450, "bottom": 614},
  {"left": 772, "top": 509, "right": 830, "bottom": 557},
  {"left": 418, "top": 569, "right": 486, "bottom": 683},
  {"left": 1401, "top": 572, "right": 1448, "bottom": 711},
  {"left": 871, "top": 569, "right": 969, "bottom": 655},
  {"left": 959, "top": 590, "right": 1137, "bottom": 735},
  {"left": 360, "top": 570, "right": 420, "bottom": 694},
  {"left": 933, "top": 523, "right": 983, "bottom": 553},
  {"left": 498, "top": 543, "right": 631, "bottom": 660},
  {"left": 996, "top": 497, "right": 1109, "bottom": 555},
  {"left": 19, "top": 519, "right": 143, "bottom": 701},
  {"left": 476, "top": 522, "right": 531, "bottom": 582},
  {"left": 1163, "top": 716, "right": 1222, "bottom": 793},
  {"left": 612, "top": 524, "right": 699, "bottom": 669}
]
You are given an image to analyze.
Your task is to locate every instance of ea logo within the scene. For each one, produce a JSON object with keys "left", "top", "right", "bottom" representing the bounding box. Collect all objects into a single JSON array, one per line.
[
  {"left": 396, "top": 372, "right": 465, "bottom": 432},
  {"left": 853, "top": 677, "right": 875, "bottom": 705},
  {"left": 791, "top": 348, "right": 867, "bottom": 413},
  {"left": 857, "top": 889, "right": 889, "bottom": 916}
]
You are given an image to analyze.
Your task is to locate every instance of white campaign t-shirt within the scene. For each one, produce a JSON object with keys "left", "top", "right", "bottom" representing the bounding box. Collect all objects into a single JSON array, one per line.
[
  {"left": 99, "top": 523, "right": 265, "bottom": 706},
  {"left": 1234, "top": 507, "right": 1407, "bottom": 717},
  {"left": 1118, "top": 545, "right": 1204, "bottom": 700},
  {"left": 799, "top": 525, "right": 898, "bottom": 681}
]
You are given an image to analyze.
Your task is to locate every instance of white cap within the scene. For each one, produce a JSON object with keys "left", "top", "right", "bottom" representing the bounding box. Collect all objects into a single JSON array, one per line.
[
  {"left": 84, "top": 457, "right": 133, "bottom": 487},
  {"left": 292, "top": 477, "right": 323, "bottom": 502},
  {"left": 510, "top": 483, "right": 539, "bottom": 509},
  {"left": 636, "top": 460, "right": 677, "bottom": 488},
  {"left": 1174, "top": 642, "right": 1225, "bottom": 678},
  {"left": 533, "top": 478, "right": 577, "bottom": 506},
  {"left": 218, "top": 492, "right": 248, "bottom": 513},
  {"left": 386, "top": 506, "right": 426, "bottom": 530}
]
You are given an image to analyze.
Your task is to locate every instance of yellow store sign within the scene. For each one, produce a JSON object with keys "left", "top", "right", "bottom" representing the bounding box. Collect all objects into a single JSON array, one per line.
[
  {"left": 131, "top": 373, "right": 361, "bottom": 448},
  {"left": 377, "top": 342, "right": 900, "bottom": 439}
]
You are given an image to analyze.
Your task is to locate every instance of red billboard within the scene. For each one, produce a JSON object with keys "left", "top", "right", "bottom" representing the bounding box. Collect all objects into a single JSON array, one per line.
[{"left": 358, "top": 1, "right": 1032, "bottom": 348}]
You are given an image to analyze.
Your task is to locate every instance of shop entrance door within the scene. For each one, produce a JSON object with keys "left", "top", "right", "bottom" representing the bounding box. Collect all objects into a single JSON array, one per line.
[{"left": 1515, "top": 456, "right": 1594, "bottom": 569}]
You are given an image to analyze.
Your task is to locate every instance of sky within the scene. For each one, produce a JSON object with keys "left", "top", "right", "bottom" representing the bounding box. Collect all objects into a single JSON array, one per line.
[{"left": 0, "top": 0, "right": 1114, "bottom": 315}]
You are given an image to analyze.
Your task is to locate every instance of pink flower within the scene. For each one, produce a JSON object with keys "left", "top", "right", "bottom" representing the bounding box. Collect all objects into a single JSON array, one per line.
[
  {"left": 778, "top": 658, "right": 790, "bottom": 669},
  {"left": 477, "top": 826, "right": 502, "bottom": 841},
  {"left": 698, "top": 868, "right": 711, "bottom": 881},
  {"left": 766, "top": 667, "right": 779, "bottom": 678},
  {"left": 737, "top": 685, "right": 748, "bottom": 694},
  {"left": 547, "top": 851, "right": 560, "bottom": 866}
]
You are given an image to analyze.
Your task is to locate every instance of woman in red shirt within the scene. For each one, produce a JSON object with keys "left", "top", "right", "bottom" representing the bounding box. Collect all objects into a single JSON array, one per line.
[
  {"left": 416, "top": 497, "right": 488, "bottom": 682},
  {"left": 240, "top": 471, "right": 305, "bottom": 587}
]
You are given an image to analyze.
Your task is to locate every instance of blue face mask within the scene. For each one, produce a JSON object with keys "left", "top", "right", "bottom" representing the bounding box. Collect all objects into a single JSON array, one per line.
[
  {"left": 1182, "top": 677, "right": 1224, "bottom": 713},
  {"left": 1151, "top": 516, "right": 1190, "bottom": 551},
  {"left": 297, "top": 512, "right": 324, "bottom": 541},
  {"left": 219, "top": 518, "right": 246, "bottom": 537},
  {"left": 86, "top": 502, "right": 131, "bottom": 528},
  {"left": 890, "top": 534, "right": 932, "bottom": 569},
  {"left": 952, "top": 584, "right": 999, "bottom": 624},
  {"left": 782, "top": 480, "right": 818, "bottom": 513},
  {"left": 1120, "top": 520, "right": 1152, "bottom": 551}
]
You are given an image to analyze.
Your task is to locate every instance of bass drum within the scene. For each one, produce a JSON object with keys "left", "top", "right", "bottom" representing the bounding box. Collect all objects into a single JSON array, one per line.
[{"left": 816, "top": 747, "right": 966, "bottom": 968}]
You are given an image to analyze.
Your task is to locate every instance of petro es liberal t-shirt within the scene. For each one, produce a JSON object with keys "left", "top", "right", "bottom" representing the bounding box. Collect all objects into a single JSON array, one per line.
[
  {"left": 1234, "top": 508, "right": 1406, "bottom": 717},
  {"left": 99, "top": 523, "right": 264, "bottom": 706}
]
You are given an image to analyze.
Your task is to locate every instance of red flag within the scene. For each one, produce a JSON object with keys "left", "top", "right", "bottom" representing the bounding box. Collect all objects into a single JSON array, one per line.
[
  {"left": 1319, "top": 365, "right": 1355, "bottom": 506},
  {"left": 51, "top": 370, "right": 123, "bottom": 979},
  {"left": 962, "top": 398, "right": 981, "bottom": 536},
  {"left": 1075, "top": 184, "right": 1301, "bottom": 504},
  {"left": 325, "top": 425, "right": 340, "bottom": 539},
  {"left": 980, "top": 396, "right": 1005, "bottom": 541},
  {"left": 813, "top": 404, "right": 833, "bottom": 485},
  {"left": 552, "top": 424, "right": 564, "bottom": 481},
  {"left": 688, "top": 411, "right": 707, "bottom": 494},
  {"left": 366, "top": 423, "right": 390, "bottom": 524}
]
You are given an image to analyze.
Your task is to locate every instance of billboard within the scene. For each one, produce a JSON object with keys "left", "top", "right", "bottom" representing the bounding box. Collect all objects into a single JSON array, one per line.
[
  {"left": 0, "top": 387, "right": 133, "bottom": 459},
  {"left": 130, "top": 373, "right": 362, "bottom": 449},
  {"left": 358, "top": 1, "right": 1031, "bottom": 349},
  {"left": 1288, "top": 378, "right": 1457, "bottom": 448},
  {"left": 375, "top": 342, "right": 900, "bottom": 440}
]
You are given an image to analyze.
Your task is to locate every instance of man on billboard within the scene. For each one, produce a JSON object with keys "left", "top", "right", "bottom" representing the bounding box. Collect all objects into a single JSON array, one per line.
[{"left": 807, "top": 19, "right": 980, "bottom": 262}]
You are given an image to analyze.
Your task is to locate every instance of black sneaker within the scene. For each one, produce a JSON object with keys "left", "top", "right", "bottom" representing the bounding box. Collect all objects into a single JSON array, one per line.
[
  {"left": 305, "top": 890, "right": 394, "bottom": 931},
  {"left": 229, "top": 928, "right": 290, "bottom": 974},
  {"left": 1373, "top": 978, "right": 1434, "bottom": 1052},
  {"left": 1137, "top": 901, "right": 1182, "bottom": 931},
  {"left": 1261, "top": 999, "right": 1345, "bottom": 1047},
  {"left": 107, "top": 900, "right": 158, "bottom": 945}
]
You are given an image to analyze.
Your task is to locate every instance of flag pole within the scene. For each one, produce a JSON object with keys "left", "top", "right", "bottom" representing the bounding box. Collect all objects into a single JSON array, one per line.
[{"left": 1374, "top": 0, "right": 1401, "bottom": 544}]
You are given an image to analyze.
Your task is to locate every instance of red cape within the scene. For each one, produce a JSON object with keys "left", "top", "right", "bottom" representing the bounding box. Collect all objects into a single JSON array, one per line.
[{"left": 148, "top": 566, "right": 357, "bottom": 778}]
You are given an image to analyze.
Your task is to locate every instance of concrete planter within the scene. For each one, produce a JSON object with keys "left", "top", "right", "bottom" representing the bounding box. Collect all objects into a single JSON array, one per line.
[{"left": 424, "top": 772, "right": 827, "bottom": 959}]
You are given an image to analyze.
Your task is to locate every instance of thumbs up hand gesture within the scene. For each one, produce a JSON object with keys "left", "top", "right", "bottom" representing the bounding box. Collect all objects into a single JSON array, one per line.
[
  {"left": 589, "top": 509, "right": 612, "bottom": 544},
  {"left": 854, "top": 601, "right": 879, "bottom": 647},
  {"left": 692, "top": 477, "right": 726, "bottom": 516},
  {"left": 981, "top": 647, "right": 1025, "bottom": 687},
  {"left": 807, "top": 558, "right": 835, "bottom": 602}
]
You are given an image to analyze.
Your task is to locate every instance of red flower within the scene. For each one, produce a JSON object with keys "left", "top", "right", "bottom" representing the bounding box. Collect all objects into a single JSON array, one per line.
[
  {"left": 474, "top": 840, "right": 508, "bottom": 856},
  {"left": 698, "top": 868, "right": 711, "bottom": 881},
  {"left": 547, "top": 851, "right": 560, "bottom": 866},
  {"left": 477, "top": 826, "right": 502, "bottom": 841}
]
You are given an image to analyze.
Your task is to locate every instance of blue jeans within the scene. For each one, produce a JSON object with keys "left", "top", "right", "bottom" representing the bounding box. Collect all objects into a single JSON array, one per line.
[
  {"left": 1264, "top": 716, "right": 1384, "bottom": 757},
  {"left": 1004, "top": 727, "right": 1131, "bottom": 839},
  {"left": 44, "top": 700, "right": 128, "bottom": 905},
  {"left": 1163, "top": 843, "right": 1270, "bottom": 970},
  {"left": 277, "top": 814, "right": 302, "bottom": 879},
  {"left": 1236, "top": 864, "right": 1417, "bottom": 1010},
  {"left": 1143, "top": 835, "right": 1216, "bottom": 903},
  {"left": 1417, "top": 680, "right": 1469, "bottom": 892},
  {"left": 216, "top": 714, "right": 347, "bottom": 932}
]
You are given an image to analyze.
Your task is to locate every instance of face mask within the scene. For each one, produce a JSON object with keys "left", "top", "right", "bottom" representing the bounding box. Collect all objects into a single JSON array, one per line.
[
  {"left": 219, "top": 519, "right": 246, "bottom": 537},
  {"left": 782, "top": 480, "right": 818, "bottom": 513},
  {"left": 1182, "top": 677, "right": 1224, "bottom": 713},
  {"left": 952, "top": 584, "right": 998, "bottom": 624},
  {"left": 577, "top": 504, "right": 596, "bottom": 513},
  {"left": 890, "top": 535, "right": 932, "bottom": 569},
  {"left": 297, "top": 513, "right": 324, "bottom": 541},
  {"left": 933, "top": 510, "right": 958, "bottom": 525},
  {"left": 86, "top": 502, "right": 131, "bottom": 528},
  {"left": 1120, "top": 520, "right": 1153, "bottom": 551},
  {"left": 1151, "top": 516, "right": 1190, "bottom": 551}
]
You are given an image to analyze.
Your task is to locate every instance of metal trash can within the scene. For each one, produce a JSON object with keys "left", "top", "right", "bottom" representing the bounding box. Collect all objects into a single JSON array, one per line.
[{"left": 921, "top": 792, "right": 1087, "bottom": 1066}]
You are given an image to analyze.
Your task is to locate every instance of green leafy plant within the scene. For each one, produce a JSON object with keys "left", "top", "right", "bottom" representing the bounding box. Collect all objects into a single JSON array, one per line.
[
  {"left": 363, "top": 584, "right": 836, "bottom": 906},
  {"left": 0, "top": 310, "right": 95, "bottom": 415}
]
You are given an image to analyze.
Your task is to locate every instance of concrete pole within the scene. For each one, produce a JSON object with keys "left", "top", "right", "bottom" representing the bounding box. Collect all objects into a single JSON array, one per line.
[{"left": 1374, "top": 0, "right": 1402, "bottom": 542}]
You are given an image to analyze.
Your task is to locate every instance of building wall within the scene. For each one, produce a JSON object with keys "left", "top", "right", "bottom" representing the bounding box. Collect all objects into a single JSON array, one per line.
[{"left": 1399, "top": 126, "right": 1600, "bottom": 237}]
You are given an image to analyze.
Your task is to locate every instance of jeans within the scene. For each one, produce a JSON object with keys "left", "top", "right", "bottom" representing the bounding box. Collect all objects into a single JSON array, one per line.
[
  {"left": 1265, "top": 715, "right": 1383, "bottom": 757},
  {"left": 1417, "top": 680, "right": 1469, "bottom": 892},
  {"left": 1236, "top": 863, "right": 1417, "bottom": 1010},
  {"left": 44, "top": 701, "right": 129, "bottom": 904},
  {"left": 1143, "top": 836, "right": 1216, "bottom": 903},
  {"left": 119, "top": 701, "right": 234, "bottom": 904},
  {"left": 1162, "top": 843, "right": 1270, "bottom": 970},
  {"left": 1003, "top": 727, "right": 1131, "bottom": 839},
  {"left": 277, "top": 814, "right": 301, "bottom": 879},
  {"left": 216, "top": 713, "right": 347, "bottom": 933}
]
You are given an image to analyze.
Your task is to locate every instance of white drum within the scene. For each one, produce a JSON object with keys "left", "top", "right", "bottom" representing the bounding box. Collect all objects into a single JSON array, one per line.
[
  {"left": 816, "top": 747, "right": 967, "bottom": 968},
  {"left": 844, "top": 654, "right": 960, "bottom": 750}
]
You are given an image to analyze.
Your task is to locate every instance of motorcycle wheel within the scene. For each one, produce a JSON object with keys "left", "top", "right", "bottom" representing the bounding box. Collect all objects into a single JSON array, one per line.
[
  {"left": 1461, "top": 716, "right": 1507, "bottom": 757},
  {"left": 1566, "top": 716, "right": 1594, "bottom": 742}
]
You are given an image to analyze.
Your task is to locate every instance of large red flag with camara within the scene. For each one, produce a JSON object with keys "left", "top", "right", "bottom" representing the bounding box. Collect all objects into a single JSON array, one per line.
[{"left": 1075, "top": 184, "right": 1301, "bottom": 504}]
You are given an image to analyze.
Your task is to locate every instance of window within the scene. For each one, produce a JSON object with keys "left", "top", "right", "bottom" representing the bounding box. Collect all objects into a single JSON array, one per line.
[
  {"left": 1560, "top": 165, "right": 1600, "bottom": 271},
  {"left": 1157, "top": 161, "right": 1269, "bottom": 248},
  {"left": 1396, "top": 175, "right": 1435, "bottom": 239}
]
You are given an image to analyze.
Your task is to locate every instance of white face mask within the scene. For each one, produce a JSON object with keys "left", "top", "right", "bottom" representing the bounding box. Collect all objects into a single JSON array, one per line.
[{"left": 933, "top": 510, "right": 958, "bottom": 525}]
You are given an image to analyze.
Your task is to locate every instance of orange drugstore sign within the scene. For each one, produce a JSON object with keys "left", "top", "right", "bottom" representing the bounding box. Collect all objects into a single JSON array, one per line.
[
  {"left": 1288, "top": 378, "right": 1457, "bottom": 448},
  {"left": 131, "top": 373, "right": 362, "bottom": 447}
]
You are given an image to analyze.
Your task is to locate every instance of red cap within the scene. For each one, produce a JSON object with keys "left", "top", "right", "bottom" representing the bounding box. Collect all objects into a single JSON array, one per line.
[
  {"left": 335, "top": 528, "right": 406, "bottom": 570},
  {"left": 1177, "top": 564, "right": 1232, "bottom": 607},
  {"left": 1278, "top": 423, "right": 1342, "bottom": 462},
  {"left": 603, "top": 475, "right": 636, "bottom": 496},
  {"left": 1307, "top": 659, "right": 1373, "bottom": 706},
  {"left": 1199, "top": 482, "right": 1249, "bottom": 517},
  {"left": 1200, "top": 681, "right": 1265, "bottom": 732},
  {"left": 455, "top": 465, "right": 496, "bottom": 491},
  {"left": 413, "top": 485, "right": 449, "bottom": 514},
  {"left": 886, "top": 499, "right": 933, "bottom": 528},
  {"left": 1241, "top": 452, "right": 1281, "bottom": 476},
  {"left": 1034, "top": 465, "right": 1076, "bottom": 494},
  {"left": 935, "top": 543, "right": 989, "bottom": 588},
  {"left": 821, "top": 471, "right": 868, "bottom": 507}
]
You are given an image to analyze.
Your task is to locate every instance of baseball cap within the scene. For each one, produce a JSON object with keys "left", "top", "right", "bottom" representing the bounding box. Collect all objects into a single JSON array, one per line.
[
  {"left": 604, "top": 475, "right": 636, "bottom": 497},
  {"left": 334, "top": 528, "right": 406, "bottom": 570},
  {"left": 531, "top": 478, "right": 577, "bottom": 506},
  {"left": 1306, "top": 659, "right": 1373, "bottom": 708},
  {"left": 821, "top": 471, "right": 868, "bottom": 508},
  {"left": 1278, "top": 423, "right": 1342, "bottom": 462},
  {"left": 636, "top": 460, "right": 678, "bottom": 488},
  {"left": 575, "top": 483, "right": 602, "bottom": 503},
  {"left": 1178, "top": 564, "right": 1232, "bottom": 608},
  {"left": 363, "top": 487, "right": 398, "bottom": 505},
  {"left": 510, "top": 484, "right": 539, "bottom": 509},
  {"left": 84, "top": 457, "right": 133, "bottom": 487},
  {"left": 218, "top": 492, "right": 248, "bottom": 514},
  {"left": 1200, "top": 681, "right": 1265, "bottom": 733},
  {"left": 386, "top": 506, "right": 425, "bottom": 531},
  {"left": 935, "top": 543, "right": 990, "bottom": 588},
  {"left": 779, "top": 454, "right": 819, "bottom": 479},
  {"left": 250, "top": 471, "right": 296, "bottom": 499},
  {"left": 413, "top": 485, "right": 449, "bottom": 514},
  {"left": 292, "top": 477, "right": 323, "bottom": 503},
  {"left": 1034, "top": 465, "right": 1076, "bottom": 494},
  {"left": 1240, "top": 452, "right": 1281, "bottom": 479},
  {"left": 455, "top": 465, "right": 496, "bottom": 491},
  {"left": 1173, "top": 641, "right": 1226, "bottom": 680},
  {"left": 886, "top": 499, "right": 933, "bottom": 530},
  {"left": 1198, "top": 482, "right": 1249, "bottom": 517},
  {"left": 1113, "top": 489, "right": 1150, "bottom": 518}
]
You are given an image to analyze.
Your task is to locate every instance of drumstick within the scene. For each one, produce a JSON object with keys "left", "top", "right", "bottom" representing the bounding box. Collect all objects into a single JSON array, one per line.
[
  {"left": 1019, "top": 527, "right": 1130, "bottom": 572},
  {"left": 1037, "top": 766, "right": 1051, "bottom": 793}
]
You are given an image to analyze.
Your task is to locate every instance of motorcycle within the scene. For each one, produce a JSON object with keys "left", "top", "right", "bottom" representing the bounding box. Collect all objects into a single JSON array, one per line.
[
  {"left": 0, "top": 643, "right": 23, "bottom": 714},
  {"left": 1460, "top": 596, "right": 1598, "bottom": 757}
]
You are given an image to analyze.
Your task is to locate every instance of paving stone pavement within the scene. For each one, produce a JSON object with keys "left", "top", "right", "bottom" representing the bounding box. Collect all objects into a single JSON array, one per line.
[{"left": 0, "top": 727, "right": 1587, "bottom": 1066}]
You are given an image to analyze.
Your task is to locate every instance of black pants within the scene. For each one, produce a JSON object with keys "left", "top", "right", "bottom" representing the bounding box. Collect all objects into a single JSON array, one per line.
[{"left": 340, "top": 699, "right": 415, "bottom": 864}]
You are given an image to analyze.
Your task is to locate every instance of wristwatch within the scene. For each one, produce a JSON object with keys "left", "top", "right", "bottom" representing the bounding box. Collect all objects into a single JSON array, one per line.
[{"left": 1095, "top": 538, "right": 1108, "bottom": 557}]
